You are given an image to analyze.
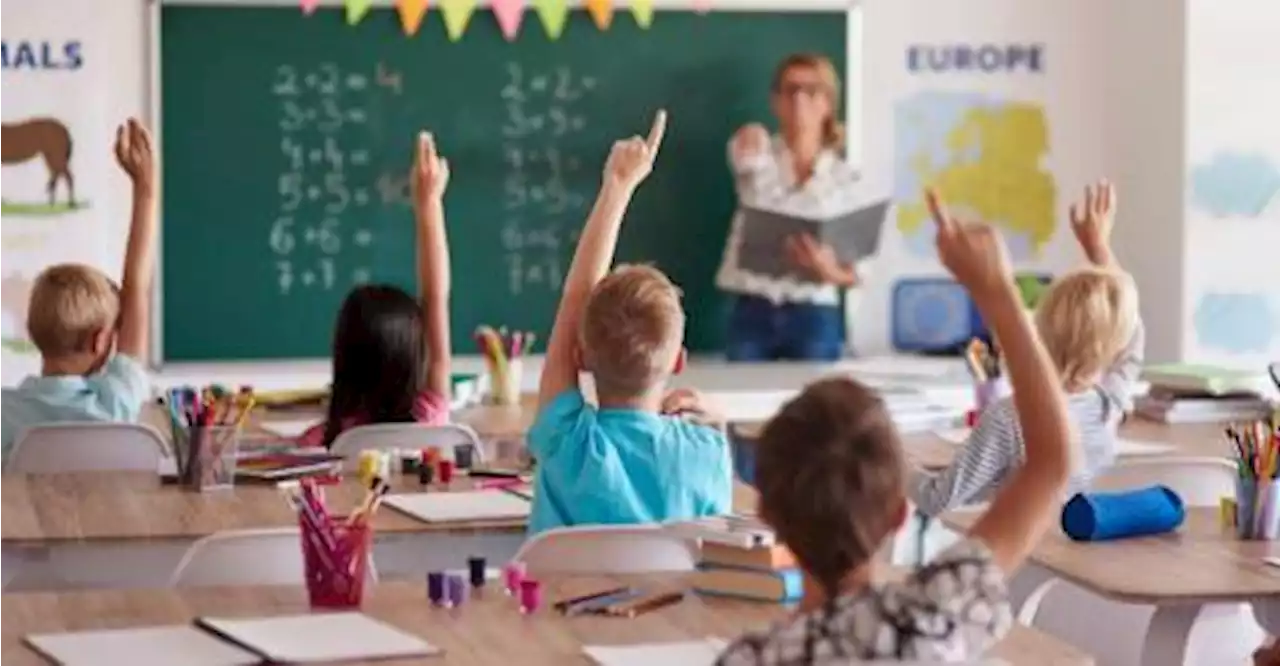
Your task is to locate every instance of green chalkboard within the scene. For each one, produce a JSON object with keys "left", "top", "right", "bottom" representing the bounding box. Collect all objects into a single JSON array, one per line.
[{"left": 160, "top": 6, "right": 846, "bottom": 361}]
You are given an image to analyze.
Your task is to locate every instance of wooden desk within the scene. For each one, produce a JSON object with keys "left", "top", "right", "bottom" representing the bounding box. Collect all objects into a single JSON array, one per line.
[
  {"left": 0, "top": 579, "right": 1093, "bottom": 666},
  {"left": 944, "top": 507, "right": 1279, "bottom": 665}
]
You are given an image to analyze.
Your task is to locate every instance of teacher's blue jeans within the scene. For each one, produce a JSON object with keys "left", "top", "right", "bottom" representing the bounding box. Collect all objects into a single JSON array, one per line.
[{"left": 725, "top": 295, "right": 844, "bottom": 362}]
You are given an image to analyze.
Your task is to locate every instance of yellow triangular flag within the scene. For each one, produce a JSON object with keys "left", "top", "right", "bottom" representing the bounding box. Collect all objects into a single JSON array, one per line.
[
  {"left": 586, "top": 0, "right": 613, "bottom": 30},
  {"left": 532, "top": 0, "right": 569, "bottom": 40},
  {"left": 630, "top": 0, "right": 654, "bottom": 28},
  {"left": 439, "top": 0, "right": 477, "bottom": 41},
  {"left": 397, "top": 0, "right": 429, "bottom": 36},
  {"left": 345, "top": 0, "right": 373, "bottom": 24}
]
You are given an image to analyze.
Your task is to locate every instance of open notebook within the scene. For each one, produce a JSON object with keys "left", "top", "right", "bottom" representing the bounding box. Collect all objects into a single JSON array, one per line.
[
  {"left": 382, "top": 490, "right": 532, "bottom": 523},
  {"left": 195, "top": 613, "right": 439, "bottom": 663},
  {"left": 25, "top": 626, "right": 259, "bottom": 666}
]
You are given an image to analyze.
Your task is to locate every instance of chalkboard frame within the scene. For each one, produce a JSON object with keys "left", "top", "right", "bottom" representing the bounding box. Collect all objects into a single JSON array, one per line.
[{"left": 149, "top": 0, "right": 858, "bottom": 364}]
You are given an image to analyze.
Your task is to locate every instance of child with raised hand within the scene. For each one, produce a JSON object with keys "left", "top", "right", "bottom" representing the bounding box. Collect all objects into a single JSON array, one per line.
[
  {"left": 2, "top": 119, "right": 157, "bottom": 463},
  {"left": 300, "top": 132, "right": 454, "bottom": 448},
  {"left": 527, "top": 110, "right": 733, "bottom": 533},
  {"left": 911, "top": 179, "right": 1143, "bottom": 516},
  {"left": 716, "top": 189, "right": 1074, "bottom": 664}
]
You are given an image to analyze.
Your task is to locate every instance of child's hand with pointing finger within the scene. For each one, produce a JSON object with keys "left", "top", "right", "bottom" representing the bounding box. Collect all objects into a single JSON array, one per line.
[
  {"left": 925, "top": 188, "right": 1016, "bottom": 303},
  {"left": 603, "top": 110, "right": 667, "bottom": 193},
  {"left": 412, "top": 131, "right": 450, "bottom": 204}
]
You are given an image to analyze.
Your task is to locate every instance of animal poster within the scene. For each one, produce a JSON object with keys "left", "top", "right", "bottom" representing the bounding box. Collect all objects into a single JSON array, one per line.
[{"left": 1, "top": 1, "right": 145, "bottom": 382}]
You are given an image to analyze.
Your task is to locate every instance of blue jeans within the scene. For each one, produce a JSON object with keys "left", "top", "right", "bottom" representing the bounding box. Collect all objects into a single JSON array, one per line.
[{"left": 724, "top": 295, "right": 844, "bottom": 362}]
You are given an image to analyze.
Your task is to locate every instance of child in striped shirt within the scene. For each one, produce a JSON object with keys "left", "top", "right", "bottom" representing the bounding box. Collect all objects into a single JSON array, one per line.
[{"left": 911, "top": 180, "right": 1143, "bottom": 516}]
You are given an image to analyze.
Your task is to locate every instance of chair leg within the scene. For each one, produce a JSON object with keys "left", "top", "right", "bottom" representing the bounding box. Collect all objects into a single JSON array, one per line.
[{"left": 1140, "top": 605, "right": 1199, "bottom": 666}]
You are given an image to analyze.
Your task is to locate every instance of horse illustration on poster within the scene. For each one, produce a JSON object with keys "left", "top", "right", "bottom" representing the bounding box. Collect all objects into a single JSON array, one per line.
[{"left": 2, "top": 117, "right": 77, "bottom": 212}]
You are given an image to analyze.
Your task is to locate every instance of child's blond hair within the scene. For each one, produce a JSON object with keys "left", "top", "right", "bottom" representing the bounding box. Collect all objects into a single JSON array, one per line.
[
  {"left": 27, "top": 263, "right": 120, "bottom": 358},
  {"left": 580, "top": 264, "right": 685, "bottom": 396},
  {"left": 1034, "top": 266, "right": 1138, "bottom": 390}
]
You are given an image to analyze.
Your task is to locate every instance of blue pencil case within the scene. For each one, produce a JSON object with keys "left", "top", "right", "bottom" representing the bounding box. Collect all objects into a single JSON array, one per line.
[{"left": 1061, "top": 485, "right": 1185, "bottom": 542}]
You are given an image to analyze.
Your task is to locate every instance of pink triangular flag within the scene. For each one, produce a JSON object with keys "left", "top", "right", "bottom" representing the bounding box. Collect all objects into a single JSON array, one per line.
[
  {"left": 491, "top": 0, "right": 525, "bottom": 41},
  {"left": 300, "top": 0, "right": 320, "bottom": 16},
  {"left": 585, "top": 0, "right": 613, "bottom": 30},
  {"left": 693, "top": 0, "right": 711, "bottom": 14}
]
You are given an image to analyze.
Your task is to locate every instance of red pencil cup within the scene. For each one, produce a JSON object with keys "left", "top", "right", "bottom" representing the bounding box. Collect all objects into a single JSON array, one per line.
[{"left": 299, "top": 516, "right": 372, "bottom": 609}]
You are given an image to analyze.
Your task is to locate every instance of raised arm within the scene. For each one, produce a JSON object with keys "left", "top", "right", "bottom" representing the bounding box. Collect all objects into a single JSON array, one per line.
[
  {"left": 114, "top": 119, "right": 158, "bottom": 362},
  {"left": 411, "top": 132, "right": 452, "bottom": 399},
  {"left": 927, "top": 189, "right": 1074, "bottom": 573},
  {"left": 537, "top": 111, "right": 667, "bottom": 407},
  {"left": 1069, "top": 179, "right": 1144, "bottom": 410}
]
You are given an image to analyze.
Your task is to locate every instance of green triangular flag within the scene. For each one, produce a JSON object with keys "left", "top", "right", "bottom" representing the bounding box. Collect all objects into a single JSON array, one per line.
[
  {"left": 345, "top": 0, "right": 373, "bottom": 25},
  {"left": 532, "top": 0, "right": 569, "bottom": 40},
  {"left": 440, "top": 0, "right": 477, "bottom": 41},
  {"left": 631, "top": 0, "right": 654, "bottom": 29}
]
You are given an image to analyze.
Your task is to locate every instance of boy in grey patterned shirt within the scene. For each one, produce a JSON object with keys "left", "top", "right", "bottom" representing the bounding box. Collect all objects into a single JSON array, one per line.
[
  {"left": 717, "top": 189, "right": 1077, "bottom": 665},
  {"left": 912, "top": 180, "right": 1141, "bottom": 516}
]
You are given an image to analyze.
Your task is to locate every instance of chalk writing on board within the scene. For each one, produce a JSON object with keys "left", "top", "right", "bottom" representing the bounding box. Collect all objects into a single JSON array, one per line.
[
  {"left": 499, "top": 62, "right": 597, "bottom": 296},
  {"left": 271, "top": 62, "right": 384, "bottom": 295}
]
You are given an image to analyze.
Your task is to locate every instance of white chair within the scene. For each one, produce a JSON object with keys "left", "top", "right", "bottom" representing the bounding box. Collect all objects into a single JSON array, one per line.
[
  {"left": 1021, "top": 456, "right": 1260, "bottom": 666},
  {"left": 6, "top": 423, "right": 168, "bottom": 473},
  {"left": 330, "top": 423, "right": 484, "bottom": 462},
  {"left": 169, "top": 528, "right": 378, "bottom": 587},
  {"left": 513, "top": 524, "right": 699, "bottom": 576}
]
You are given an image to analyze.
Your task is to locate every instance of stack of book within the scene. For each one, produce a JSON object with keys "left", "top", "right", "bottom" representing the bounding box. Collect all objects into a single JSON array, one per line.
[
  {"left": 668, "top": 516, "right": 803, "bottom": 604},
  {"left": 1136, "top": 364, "right": 1276, "bottom": 424}
]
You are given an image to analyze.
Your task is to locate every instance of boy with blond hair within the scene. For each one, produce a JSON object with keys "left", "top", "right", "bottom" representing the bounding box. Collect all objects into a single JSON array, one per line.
[
  {"left": 912, "top": 180, "right": 1144, "bottom": 515},
  {"left": 2, "top": 119, "right": 158, "bottom": 463},
  {"left": 527, "top": 110, "right": 733, "bottom": 533},
  {"left": 716, "top": 190, "right": 1075, "bottom": 663}
]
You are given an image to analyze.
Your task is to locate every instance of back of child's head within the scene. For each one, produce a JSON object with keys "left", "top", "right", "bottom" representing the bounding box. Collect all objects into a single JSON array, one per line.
[
  {"left": 1035, "top": 266, "right": 1138, "bottom": 390},
  {"left": 756, "top": 378, "right": 906, "bottom": 593},
  {"left": 27, "top": 263, "right": 120, "bottom": 361},
  {"left": 580, "top": 263, "right": 685, "bottom": 397},
  {"left": 324, "top": 284, "right": 425, "bottom": 445}
]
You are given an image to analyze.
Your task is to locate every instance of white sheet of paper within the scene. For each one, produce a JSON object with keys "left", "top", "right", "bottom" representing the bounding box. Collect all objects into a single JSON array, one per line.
[
  {"left": 259, "top": 418, "right": 318, "bottom": 439},
  {"left": 197, "top": 612, "right": 438, "bottom": 663},
  {"left": 838, "top": 355, "right": 964, "bottom": 379},
  {"left": 1115, "top": 438, "right": 1176, "bottom": 456},
  {"left": 584, "top": 639, "right": 728, "bottom": 666},
  {"left": 383, "top": 490, "right": 531, "bottom": 523},
  {"left": 26, "top": 626, "right": 259, "bottom": 666},
  {"left": 706, "top": 390, "right": 795, "bottom": 422}
]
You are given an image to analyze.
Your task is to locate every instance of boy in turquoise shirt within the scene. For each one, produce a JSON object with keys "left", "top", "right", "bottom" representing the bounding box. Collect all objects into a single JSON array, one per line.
[
  {"left": 1, "top": 119, "right": 157, "bottom": 464},
  {"left": 528, "top": 110, "right": 732, "bottom": 534}
]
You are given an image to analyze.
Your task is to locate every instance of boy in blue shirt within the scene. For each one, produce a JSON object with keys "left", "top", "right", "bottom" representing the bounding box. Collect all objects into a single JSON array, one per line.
[
  {"left": 1, "top": 119, "right": 157, "bottom": 464},
  {"left": 528, "top": 110, "right": 733, "bottom": 533}
]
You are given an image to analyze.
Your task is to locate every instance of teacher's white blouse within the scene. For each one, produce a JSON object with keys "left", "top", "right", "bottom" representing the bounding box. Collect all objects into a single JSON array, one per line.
[{"left": 715, "top": 136, "right": 863, "bottom": 306}]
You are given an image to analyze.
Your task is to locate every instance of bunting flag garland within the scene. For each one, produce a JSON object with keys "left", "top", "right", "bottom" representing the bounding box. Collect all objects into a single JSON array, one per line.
[
  {"left": 585, "top": 0, "right": 613, "bottom": 30},
  {"left": 532, "top": 0, "right": 569, "bottom": 41},
  {"left": 630, "top": 0, "right": 654, "bottom": 29},
  {"left": 693, "top": 0, "right": 711, "bottom": 14},
  {"left": 440, "top": 0, "right": 477, "bottom": 42},
  {"left": 396, "top": 0, "right": 430, "bottom": 36},
  {"left": 491, "top": 0, "right": 526, "bottom": 42},
  {"left": 345, "top": 0, "right": 373, "bottom": 25},
  {"left": 299, "top": 0, "right": 320, "bottom": 16}
]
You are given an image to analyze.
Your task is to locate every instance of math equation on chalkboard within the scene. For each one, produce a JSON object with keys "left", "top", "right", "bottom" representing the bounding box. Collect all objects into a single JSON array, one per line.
[
  {"left": 499, "top": 62, "right": 594, "bottom": 296},
  {"left": 268, "top": 62, "right": 400, "bottom": 296}
]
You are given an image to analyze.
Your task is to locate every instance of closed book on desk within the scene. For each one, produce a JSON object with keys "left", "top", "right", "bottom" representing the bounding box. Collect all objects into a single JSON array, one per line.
[
  {"left": 691, "top": 566, "right": 804, "bottom": 603},
  {"left": 700, "top": 542, "right": 795, "bottom": 571},
  {"left": 1141, "top": 364, "right": 1272, "bottom": 397}
]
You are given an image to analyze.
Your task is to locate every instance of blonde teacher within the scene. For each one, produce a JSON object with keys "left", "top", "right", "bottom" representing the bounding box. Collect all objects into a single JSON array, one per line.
[{"left": 716, "top": 53, "right": 862, "bottom": 362}]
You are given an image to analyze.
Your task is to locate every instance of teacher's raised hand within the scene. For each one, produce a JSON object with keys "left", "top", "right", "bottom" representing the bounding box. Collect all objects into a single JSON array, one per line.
[
  {"left": 730, "top": 123, "right": 770, "bottom": 163},
  {"left": 785, "top": 233, "right": 858, "bottom": 288}
]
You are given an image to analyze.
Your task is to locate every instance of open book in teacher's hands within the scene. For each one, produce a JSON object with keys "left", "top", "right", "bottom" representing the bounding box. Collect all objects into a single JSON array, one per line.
[{"left": 737, "top": 197, "right": 891, "bottom": 279}]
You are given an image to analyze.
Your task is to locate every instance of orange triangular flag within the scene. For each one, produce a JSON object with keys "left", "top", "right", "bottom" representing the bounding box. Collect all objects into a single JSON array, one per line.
[
  {"left": 586, "top": 0, "right": 613, "bottom": 30},
  {"left": 397, "top": 0, "right": 429, "bottom": 36}
]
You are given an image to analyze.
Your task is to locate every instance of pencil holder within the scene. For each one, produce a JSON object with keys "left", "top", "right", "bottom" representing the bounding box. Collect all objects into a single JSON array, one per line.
[
  {"left": 300, "top": 517, "right": 372, "bottom": 609},
  {"left": 176, "top": 426, "right": 240, "bottom": 492},
  {"left": 486, "top": 358, "right": 523, "bottom": 406},
  {"left": 1236, "top": 477, "right": 1280, "bottom": 540}
]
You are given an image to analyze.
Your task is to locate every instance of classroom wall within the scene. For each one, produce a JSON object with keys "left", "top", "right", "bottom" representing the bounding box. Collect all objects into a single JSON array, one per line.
[{"left": 1, "top": 0, "right": 149, "bottom": 382}]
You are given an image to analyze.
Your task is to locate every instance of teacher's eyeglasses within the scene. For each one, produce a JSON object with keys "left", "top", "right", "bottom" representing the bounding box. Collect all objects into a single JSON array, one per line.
[{"left": 776, "top": 81, "right": 825, "bottom": 99}]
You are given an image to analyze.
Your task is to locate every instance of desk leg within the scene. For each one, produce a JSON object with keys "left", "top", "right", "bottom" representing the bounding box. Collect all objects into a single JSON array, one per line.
[
  {"left": 1141, "top": 603, "right": 1263, "bottom": 666},
  {"left": 1140, "top": 605, "right": 1198, "bottom": 666}
]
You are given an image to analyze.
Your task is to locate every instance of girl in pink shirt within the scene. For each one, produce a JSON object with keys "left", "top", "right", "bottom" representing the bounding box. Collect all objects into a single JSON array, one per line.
[{"left": 301, "top": 132, "right": 455, "bottom": 448}]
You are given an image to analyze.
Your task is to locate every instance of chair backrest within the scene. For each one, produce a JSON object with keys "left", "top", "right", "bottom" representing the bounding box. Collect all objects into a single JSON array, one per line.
[
  {"left": 6, "top": 423, "right": 168, "bottom": 474},
  {"left": 169, "top": 528, "right": 378, "bottom": 587},
  {"left": 330, "top": 423, "right": 484, "bottom": 462},
  {"left": 513, "top": 524, "right": 699, "bottom": 576},
  {"left": 1090, "top": 456, "right": 1239, "bottom": 507}
]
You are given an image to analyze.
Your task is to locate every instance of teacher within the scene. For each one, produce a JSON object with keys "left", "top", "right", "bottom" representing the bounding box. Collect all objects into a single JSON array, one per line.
[{"left": 716, "top": 53, "right": 861, "bottom": 362}]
